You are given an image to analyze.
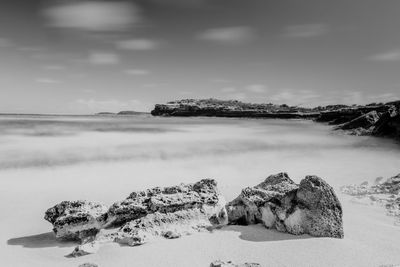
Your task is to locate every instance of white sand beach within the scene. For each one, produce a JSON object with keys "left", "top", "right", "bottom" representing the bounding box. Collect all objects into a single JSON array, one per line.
[{"left": 1, "top": 116, "right": 400, "bottom": 267}]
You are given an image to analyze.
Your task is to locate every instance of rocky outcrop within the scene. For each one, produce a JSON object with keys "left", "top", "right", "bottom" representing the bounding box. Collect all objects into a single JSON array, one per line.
[
  {"left": 44, "top": 201, "right": 108, "bottom": 242},
  {"left": 334, "top": 110, "right": 380, "bottom": 133},
  {"left": 341, "top": 174, "right": 400, "bottom": 226},
  {"left": 226, "top": 173, "right": 343, "bottom": 238},
  {"left": 210, "top": 260, "right": 261, "bottom": 267},
  {"left": 44, "top": 179, "right": 228, "bottom": 257},
  {"left": 115, "top": 208, "right": 215, "bottom": 246},
  {"left": 104, "top": 179, "right": 227, "bottom": 227}
]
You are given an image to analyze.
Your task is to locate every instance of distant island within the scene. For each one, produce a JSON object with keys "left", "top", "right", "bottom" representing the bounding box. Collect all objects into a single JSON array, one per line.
[
  {"left": 151, "top": 98, "right": 400, "bottom": 140},
  {"left": 95, "top": 111, "right": 149, "bottom": 116}
]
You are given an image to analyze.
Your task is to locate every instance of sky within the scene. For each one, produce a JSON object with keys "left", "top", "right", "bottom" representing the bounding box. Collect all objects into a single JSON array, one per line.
[{"left": 0, "top": 0, "right": 400, "bottom": 114}]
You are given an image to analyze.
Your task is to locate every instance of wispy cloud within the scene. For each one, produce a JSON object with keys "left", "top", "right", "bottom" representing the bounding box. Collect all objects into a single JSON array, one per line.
[
  {"left": 124, "top": 69, "right": 150, "bottom": 75},
  {"left": 89, "top": 51, "right": 119, "bottom": 65},
  {"left": 220, "top": 87, "right": 236, "bottom": 93},
  {"left": 116, "top": 39, "right": 160, "bottom": 51},
  {"left": 283, "top": 24, "right": 328, "bottom": 38},
  {"left": 43, "top": 1, "right": 140, "bottom": 32},
  {"left": 71, "top": 98, "right": 149, "bottom": 112},
  {"left": 368, "top": 50, "right": 400, "bottom": 62},
  {"left": 197, "top": 26, "right": 256, "bottom": 45},
  {"left": 42, "top": 65, "right": 66, "bottom": 70},
  {"left": 270, "top": 90, "right": 320, "bottom": 105},
  {"left": 0, "top": 37, "right": 14, "bottom": 48},
  {"left": 35, "top": 78, "right": 62, "bottom": 84},
  {"left": 245, "top": 84, "right": 267, "bottom": 93}
]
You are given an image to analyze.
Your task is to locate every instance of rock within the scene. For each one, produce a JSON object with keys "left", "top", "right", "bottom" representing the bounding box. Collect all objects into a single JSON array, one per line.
[
  {"left": 341, "top": 174, "right": 400, "bottom": 226},
  {"left": 295, "top": 176, "right": 344, "bottom": 238},
  {"left": 335, "top": 110, "right": 380, "bottom": 131},
  {"left": 210, "top": 260, "right": 261, "bottom": 267},
  {"left": 226, "top": 173, "right": 344, "bottom": 238},
  {"left": 44, "top": 201, "right": 108, "bottom": 241},
  {"left": 105, "top": 179, "right": 227, "bottom": 227},
  {"left": 115, "top": 208, "right": 213, "bottom": 246},
  {"left": 68, "top": 242, "right": 100, "bottom": 257},
  {"left": 78, "top": 263, "right": 99, "bottom": 267},
  {"left": 226, "top": 173, "right": 298, "bottom": 225}
]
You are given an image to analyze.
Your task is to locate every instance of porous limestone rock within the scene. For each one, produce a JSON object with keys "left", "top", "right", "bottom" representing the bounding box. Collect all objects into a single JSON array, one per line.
[
  {"left": 226, "top": 173, "right": 344, "bottom": 238},
  {"left": 44, "top": 200, "right": 108, "bottom": 241},
  {"left": 68, "top": 242, "right": 100, "bottom": 257},
  {"left": 115, "top": 208, "right": 213, "bottom": 246},
  {"left": 105, "top": 179, "right": 227, "bottom": 227},
  {"left": 336, "top": 110, "right": 380, "bottom": 131},
  {"left": 78, "top": 263, "right": 98, "bottom": 267},
  {"left": 210, "top": 260, "right": 261, "bottom": 267}
]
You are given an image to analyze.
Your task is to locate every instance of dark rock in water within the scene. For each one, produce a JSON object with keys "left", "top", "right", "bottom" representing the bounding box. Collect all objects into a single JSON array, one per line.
[
  {"left": 115, "top": 208, "right": 214, "bottom": 246},
  {"left": 226, "top": 173, "right": 344, "bottom": 238},
  {"left": 68, "top": 242, "right": 100, "bottom": 257},
  {"left": 335, "top": 110, "right": 380, "bottom": 131},
  {"left": 210, "top": 260, "right": 261, "bottom": 267},
  {"left": 316, "top": 108, "right": 364, "bottom": 124},
  {"left": 117, "top": 110, "right": 147, "bottom": 115},
  {"left": 44, "top": 201, "right": 108, "bottom": 241},
  {"left": 105, "top": 179, "right": 227, "bottom": 227},
  {"left": 373, "top": 104, "right": 400, "bottom": 139}
]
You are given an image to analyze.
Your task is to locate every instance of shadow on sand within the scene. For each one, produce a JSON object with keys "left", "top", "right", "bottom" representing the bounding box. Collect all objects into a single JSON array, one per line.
[
  {"left": 219, "top": 224, "right": 312, "bottom": 242},
  {"left": 7, "top": 232, "right": 77, "bottom": 248}
]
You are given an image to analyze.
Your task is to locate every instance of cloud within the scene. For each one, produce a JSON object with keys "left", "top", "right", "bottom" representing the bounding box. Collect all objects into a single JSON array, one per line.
[
  {"left": 89, "top": 51, "right": 119, "bottom": 65},
  {"left": 116, "top": 39, "right": 160, "bottom": 51},
  {"left": 368, "top": 50, "right": 400, "bottom": 62},
  {"left": 124, "top": 69, "right": 150, "bottom": 75},
  {"left": 221, "top": 87, "right": 236, "bottom": 93},
  {"left": 245, "top": 84, "right": 267, "bottom": 93},
  {"left": 42, "top": 65, "right": 66, "bottom": 70},
  {"left": 197, "top": 26, "right": 256, "bottom": 45},
  {"left": 270, "top": 90, "right": 320, "bottom": 105},
  {"left": 283, "top": 24, "right": 328, "bottom": 38},
  {"left": 35, "top": 78, "right": 62, "bottom": 84},
  {"left": 43, "top": 1, "right": 140, "bottom": 32},
  {"left": 0, "top": 38, "right": 14, "bottom": 48},
  {"left": 72, "top": 98, "right": 149, "bottom": 112}
]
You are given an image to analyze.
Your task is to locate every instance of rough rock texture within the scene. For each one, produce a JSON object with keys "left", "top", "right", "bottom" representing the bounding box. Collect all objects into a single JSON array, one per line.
[
  {"left": 44, "top": 201, "right": 108, "bottom": 241},
  {"left": 105, "top": 179, "right": 227, "bottom": 227},
  {"left": 115, "top": 208, "right": 214, "bottom": 246},
  {"left": 210, "top": 260, "right": 261, "bottom": 267},
  {"left": 335, "top": 110, "right": 380, "bottom": 131},
  {"left": 341, "top": 174, "right": 400, "bottom": 226},
  {"left": 226, "top": 173, "right": 344, "bottom": 238},
  {"left": 68, "top": 242, "right": 100, "bottom": 257}
]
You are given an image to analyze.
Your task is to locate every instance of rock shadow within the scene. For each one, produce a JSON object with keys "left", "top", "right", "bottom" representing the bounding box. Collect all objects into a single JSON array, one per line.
[
  {"left": 7, "top": 232, "right": 77, "bottom": 248},
  {"left": 220, "top": 224, "right": 313, "bottom": 242}
]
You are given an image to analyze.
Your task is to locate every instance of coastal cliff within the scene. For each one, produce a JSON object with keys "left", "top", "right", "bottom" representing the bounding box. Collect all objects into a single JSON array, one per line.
[{"left": 151, "top": 99, "right": 400, "bottom": 140}]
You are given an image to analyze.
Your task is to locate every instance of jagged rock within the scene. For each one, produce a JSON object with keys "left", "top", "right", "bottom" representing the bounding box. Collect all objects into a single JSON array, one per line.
[
  {"left": 115, "top": 208, "right": 213, "bottom": 246},
  {"left": 210, "top": 260, "right": 261, "bottom": 267},
  {"left": 44, "top": 201, "right": 108, "bottom": 241},
  {"left": 335, "top": 110, "right": 380, "bottom": 131},
  {"left": 68, "top": 242, "right": 100, "bottom": 257},
  {"left": 295, "top": 176, "right": 344, "bottom": 238},
  {"left": 105, "top": 179, "right": 227, "bottom": 227},
  {"left": 226, "top": 173, "right": 298, "bottom": 225},
  {"left": 226, "top": 173, "right": 343, "bottom": 238}
]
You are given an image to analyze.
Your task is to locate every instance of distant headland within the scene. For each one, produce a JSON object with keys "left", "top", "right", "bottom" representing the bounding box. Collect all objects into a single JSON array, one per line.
[{"left": 151, "top": 98, "right": 400, "bottom": 140}]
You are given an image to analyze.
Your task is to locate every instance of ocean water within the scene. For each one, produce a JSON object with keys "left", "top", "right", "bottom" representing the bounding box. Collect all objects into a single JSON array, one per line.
[{"left": 0, "top": 114, "right": 399, "bottom": 201}]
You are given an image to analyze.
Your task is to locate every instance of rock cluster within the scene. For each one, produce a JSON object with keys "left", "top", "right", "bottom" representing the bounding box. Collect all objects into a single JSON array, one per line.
[
  {"left": 226, "top": 173, "right": 344, "bottom": 238},
  {"left": 45, "top": 175, "right": 344, "bottom": 258},
  {"left": 44, "top": 179, "right": 227, "bottom": 256},
  {"left": 341, "top": 174, "right": 400, "bottom": 225},
  {"left": 210, "top": 260, "right": 261, "bottom": 267}
]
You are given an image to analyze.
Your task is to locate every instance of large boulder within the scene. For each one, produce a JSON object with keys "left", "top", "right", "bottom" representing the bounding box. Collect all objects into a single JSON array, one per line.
[
  {"left": 105, "top": 179, "right": 227, "bottom": 227},
  {"left": 226, "top": 173, "right": 344, "bottom": 238},
  {"left": 44, "top": 200, "right": 108, "bottom": 241}
]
